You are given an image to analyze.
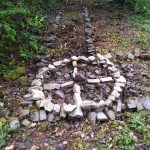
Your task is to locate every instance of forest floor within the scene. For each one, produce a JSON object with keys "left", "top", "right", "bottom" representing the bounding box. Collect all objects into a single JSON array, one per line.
[{"left": 0, "top": 3, "right": 150, "bottom": 150}]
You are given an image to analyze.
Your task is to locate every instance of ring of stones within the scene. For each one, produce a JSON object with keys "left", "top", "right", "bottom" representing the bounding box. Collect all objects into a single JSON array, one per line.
[{"left": 27, "top": 53, "right": 126, "bottom": 119}]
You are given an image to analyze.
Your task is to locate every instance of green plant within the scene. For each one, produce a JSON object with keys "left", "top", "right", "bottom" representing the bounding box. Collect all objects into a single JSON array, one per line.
[
  {"left": 3, "top": 66, "right": 26, "bottom": 81},
  {"left": 0, "top": 118, "right": 13, "bottom": 148}
]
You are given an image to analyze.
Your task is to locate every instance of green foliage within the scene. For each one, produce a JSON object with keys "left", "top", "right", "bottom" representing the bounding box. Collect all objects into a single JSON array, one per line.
[
  {"left": 0, "top": 118, "right": 13, "bottom": 148},
  {"left": 19, "top": 76, "right": 28, "bottom": 85},
  {"left": 3, "top": 66, "right": 26, "bottom": 81},
  {"left": 114, "top": 113, "right": 150, "bottom": 150},
  {"left": 134, "top": 0, "right": 150, "bottom": 15}
]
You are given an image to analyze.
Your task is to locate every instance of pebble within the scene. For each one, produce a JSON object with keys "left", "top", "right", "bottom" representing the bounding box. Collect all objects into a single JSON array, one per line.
[
  {"left": 97, "top": 112, "right": 108, "bottom": 121},
  {"left": 55, "top": 90, "right": 65, "bottom": 99},
  {"left": 9, "top": 118, "right": 20, "bottom": 129},
  {"left": 73, "top": 84, "right": 81, "bottom": 93},
  {"left": 22, "top": 119, "right": 31, "bottom": 127},
  {"left": 87, "top": 112, "right": 96, "bottom": 126},
  {"left": 30, "top": 111, "right": 39, "bottom": 122},
  {"left": 87, "top": 79, "right": 100, "bottom": 84},
  {"left": 19, "top": 109, "right": 30, "bottom": 118},
  {"left": 140, "top": 96, "right": 150, "bottom": 110},
  {"left": 44, "top": 83, "right": 60, "bottom": 90},
  {"left": 53, "top": 104, "right": 61, "bottom": 115},
  {"left": 43, "top": 101, "right": 54, "bottom": 112},
  {"left": 39, "top": 110, "right": 47, "bottom": 121},
  {"left": 30, "top": 89, "right": 45, "bottom": 100},
  {"left": 100, "top": 77, "right": 113, "bottom": 82},
  {"left": 64, "top": 104, "right": 77, "bottom": 113},
  {"left": 61, "top": 81, "right": 74, "bottom": 88},
  {"left": 107, "top": 110, "right": 116, "bottom": 120},
  {"left": 53, "top": 60, "right": 62, "bottom": 66},
  {"left": 47, "top": 113, "right": 54, "bottom": 122},
  {"left": 48, "top": 64, "right": 56, "bottom": 71}
]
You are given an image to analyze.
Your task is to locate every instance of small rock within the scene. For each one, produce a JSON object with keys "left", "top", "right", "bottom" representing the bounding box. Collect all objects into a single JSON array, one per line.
[
  {"left": 72, "top": 61, "right": 77, "bottom": 67},
  {"left": 127, "top": 99, "right": 137, "bottom": 109},
  {"left": 48, "top": 64, "right": 56, "bottom": 71},
  {"left": 97, "top": 54, "right": 105, "bottom": 60},
  {"left": 38, "top": 67, "right": 49, "bottom": 75},
  {"left": 97, "top": 112, "right": 108, "bottom": 121},
  {"left": 19, "top": 109, "right": 29, "bottom": 118},
  {"left": 104, "top": 53, "right": 112, "bottom": 59},
  {"left": 5, "top": 145, "right": 14, "bottom": 150},
  {"left": 63, "top": 58, "right": 70, "bottom": 64},
  {"left": 107, "top": 110, "right": 116, "bottom": 120},
  {"left": 47, "top": 113, "right": 54, "bottom": 122},
  {"left": 73, "top": 84, "right": 81, "bottom": 93},
  {"left": 30, "top": 89, "right": 45, "bottom": 100},
  {"left": 71, "top": 56, "right": 79, "bottom": 61},
  {"left": 60, "top": 103, "right": 67, "bottom": 118},
  {"left": 87, "top": 79, "right": 100, "bottom": 84},
  {"left": 86, "top": 38, "right": 93, "bottom": 44},
  {"left": 61, "top": 81, "right": 74, "bottom": 89},
  {"left": 100, "top": 77, "right": 113, "bottom": 82},
  {"left": 39, "top": 110, "right": 47, "bottom": 121},
  {"left": 22, "top": 119, "right": 31, "bottom": 127},
  {"left": 64, "top": 104, "right": 77, "bottom": 113},
  {"left": 10, "top": 118, "right": 20, "bottom": 129},
  {"left": 71, "top": 106, "right": 83, "bottom": 118},
  {"left": 30, "top": 111, "right": 39, "bottom": 122},
  {"left": 73, "top": 93, "right": 82, "bottom": 105},
  {"left": 43, "top": 101, "right": 54, "bottom": 112},
  {"left": 55, "top": 90, "right": 65, "bottom": 99},
  {"left": 88, "top": 56, "right": 96, "bottom": 61},
  {"left": 127, "top": 52, "right": 135, "bottom": 59},
  {"left": 36, "top": 62, "right": 45, "bottom": 67},
  {"left": 140, "top": 96, "right": 150, "bottom": 110},
  {"left": 87, "top": 112, "right": 96, "bottom": 126},
  {"left": 74, "top": 73, "right": 86, "bottom": 82},
  {"left": 53, "top": 60, "right": 62, "bottom": 66},
  {"left": 53, "top": 104, "right": 61, "bottom": 115},
  {"left": 30, "top": 145, "right": 40, "bottom": 150},
  {"left": 44, "top": 83, "right": 60, "bottom": 90}
]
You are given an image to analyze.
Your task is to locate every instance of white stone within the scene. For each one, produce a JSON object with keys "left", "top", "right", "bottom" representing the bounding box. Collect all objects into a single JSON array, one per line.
[
  {"left": 47, "top": 113, "right": 54, "bottom": 122},
  {"left": 107, "top": 95, "right": 116, "bottom": 101},
  {"left": 64, "top": 104, "right": 77, "bottom": 113},
  {"left": 81, "top": 100, "right": 98, "bottom": 109},
  {"left": 113, "top": 71, "right": 121, "bottom": 78},
  {"left": 108, "top": 66, "right": 118, "bottom": 72},
  {"left": 111, "top": 90, "right": 120, "bottom": 98},
  {"left": 100, "top": 77, "right": 113, "bottom": 82},
  {"left": 73, "top": 84, "right": 81, "bottom": 93},
  {"left": 73, "top": 67, "right": 78, "bottom": 78},
  {"left": 71, "top": 106, "right": 83, "bottom": 118},
  {"left": 107, "top": 110, "right": 116, "bottom": 120},
  {"left": 114, "top": 86, "right": 122, "bottom": 92},
  {"left": 88, "top": 56, "right": 96, "bottom": 61},
  {"left": 63, "top": 58, "right": 70, "bottom": 64},
  {"left": 48, "top": 64, "right": 56, "bottom": 71},
  {"left": 28, "top": 86, "right": 43, "bottom": 92},
  {"left": 53, "top": 60, "right": 62, "bottom": 66},
  {"left": 105, "top": 99, "right": 112, "bottom": 106},
  {"left": 105, "top": 59, "right": 114, "bottom": 66},
  {"left": 97, "top": 54, "right": 105, "bottom": 60},
  {"left": 53, "top": 104, "right": 61, "bottom": 115},
  {"left": 30, "top": 89, "right": 45, "bottom": 100},
  {"left": 99, "top": 100, "right": 106, "bottom": 106},
  {"left": 114, "top": 82, "right": 126, "bottom": 88},
  {"left": 61, "top": 81, "right": 74, "bottom": 88},
  {"left": 39, "top": 110, "right": 47, "bottom": 121},
  {"left": 60, "top": 103, "right": 67, "bottom": 118},
  {"left": 71, "top": 56, "right": 79, "bottom": 61},
  {"left": 87, "top": 79, "right": 100, "bottom": 84},
  {"left": 43, "top": 101, "right": 54, "bottom": 112},
  {"left": 44, "top": 83, "right": 60, "bottom": 90},
  {"left": 97, "top": 112, "right": 108, "bottom": 121},
  {"left": 73, "top": 93, "right": 83, "bottom": 105},
  {"left": 115, "top": 76, "right": 126, "bottom": 83},
  {"left": 23, "top": 93, "right": 32, "bottom": 100},
  {"left": 10, "top": 118, "right": 20, "bottom": 129},
  {"left": 79, "top": 56, "right": 89, "bottom": 62},
  {"left": 72, "top": 61, "right": 77, "bottom": 67},
  {"left": 39, "top": 67, "right": 49, "bottom": 75},
  {"left": 117, "top": 100, "right": 122, "bottom": 113},
  {"left": 31, "top": 79, "right": 42, "bottom": 87}
]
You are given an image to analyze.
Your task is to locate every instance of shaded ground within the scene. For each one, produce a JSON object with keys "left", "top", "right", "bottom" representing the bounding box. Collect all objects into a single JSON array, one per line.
[{"left": 0, "top": 3, "right": 150, "bottom": 150}]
